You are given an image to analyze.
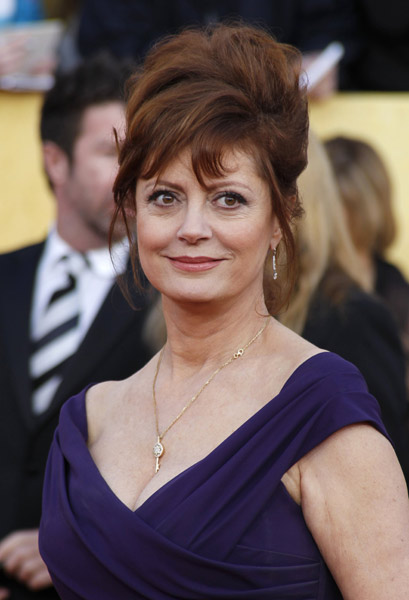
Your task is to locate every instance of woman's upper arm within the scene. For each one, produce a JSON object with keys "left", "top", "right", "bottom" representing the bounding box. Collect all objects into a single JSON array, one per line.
[{"left": 300, "top": 423, "right": 409, "bottom": 600}]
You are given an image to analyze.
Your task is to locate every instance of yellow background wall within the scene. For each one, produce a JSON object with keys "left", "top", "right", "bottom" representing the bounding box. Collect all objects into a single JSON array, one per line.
[
  {"left": 1, "top": 91, "right": 409, "bottom": 276},
  {"left": 0, "top": 91, "right": 54, "bottom": 251}
]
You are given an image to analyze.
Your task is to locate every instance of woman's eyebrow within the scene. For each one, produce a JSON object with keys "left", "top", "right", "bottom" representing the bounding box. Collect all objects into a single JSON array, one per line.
[
  {"left": 142, "top": 178, "right": 254, "bottom": 194},
  {"left": 205, "top": 180, "right": 253, "bottom": 193},
  {"left": 153, "top": 179, "right": 185, "bottom": 191},
  {"left": 140, "top": 179, "right": 184, "bottom": 193}
]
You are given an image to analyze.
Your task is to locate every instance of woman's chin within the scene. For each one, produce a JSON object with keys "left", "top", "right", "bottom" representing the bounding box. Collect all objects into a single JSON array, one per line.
[{"left": 158, "top": 283, "right": 228, "bottom": 307}]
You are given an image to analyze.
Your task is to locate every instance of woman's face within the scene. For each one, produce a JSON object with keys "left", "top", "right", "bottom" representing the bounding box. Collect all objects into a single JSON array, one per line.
[{"left": 135, "top": 149, "right": 282, "bottom": 307}]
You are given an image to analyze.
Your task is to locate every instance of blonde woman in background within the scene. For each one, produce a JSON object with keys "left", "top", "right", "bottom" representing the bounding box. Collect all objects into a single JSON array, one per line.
[
  {"left": 325, "top": 135, "right": 409, "bottom": 380},
  {"left": 280, "top": 132, "right": 409, "bottom": 483}
]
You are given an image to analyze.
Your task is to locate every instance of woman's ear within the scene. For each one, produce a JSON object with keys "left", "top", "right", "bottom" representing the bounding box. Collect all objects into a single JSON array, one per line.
[
  {"left": 42, "top": 141, "right": 70, "bottom": 188},
  {"left": 270, "top": 224, "right": 282, "bottom": 252}
]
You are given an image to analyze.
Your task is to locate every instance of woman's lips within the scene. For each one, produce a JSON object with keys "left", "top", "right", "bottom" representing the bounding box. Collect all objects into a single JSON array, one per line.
[{"left": 167, "top": 256, "right": 223, "bottom": 272}]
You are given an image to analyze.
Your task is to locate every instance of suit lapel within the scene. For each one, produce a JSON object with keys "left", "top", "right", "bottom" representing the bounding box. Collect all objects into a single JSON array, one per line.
[{"left": 0, "top": 243, "right": 44, "bottom": 429}]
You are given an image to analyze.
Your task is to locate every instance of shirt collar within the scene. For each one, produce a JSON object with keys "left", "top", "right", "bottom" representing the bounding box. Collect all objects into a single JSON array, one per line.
[
  {"left": 42, "top": 227, "right": 129, "bottom": 278},
  {"left": 86, "top": 239, "right": 129, "bottom": 278},
  {"left": 41, "top": 227, "right": 75, "bottom": 272}
]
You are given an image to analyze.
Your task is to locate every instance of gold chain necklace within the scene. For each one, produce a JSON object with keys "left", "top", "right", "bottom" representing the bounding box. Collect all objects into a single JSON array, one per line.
[{"left": 152, "top": 318, "right": 270, "bottom": 473}]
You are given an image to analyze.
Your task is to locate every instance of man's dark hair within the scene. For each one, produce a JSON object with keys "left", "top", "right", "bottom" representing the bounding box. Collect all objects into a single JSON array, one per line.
[{"left": 40, "top": 53, "right": 135, "bottom": 160}]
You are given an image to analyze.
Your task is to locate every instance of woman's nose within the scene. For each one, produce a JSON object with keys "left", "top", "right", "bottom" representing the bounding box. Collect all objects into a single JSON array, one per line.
[{"left": 177, "top": 204, "right": 212, "bottom": 243}]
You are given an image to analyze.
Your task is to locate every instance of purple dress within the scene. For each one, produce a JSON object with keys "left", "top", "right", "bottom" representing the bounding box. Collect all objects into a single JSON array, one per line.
[{"left": 39, "top": 352, "right": 389, "bottom": 599}]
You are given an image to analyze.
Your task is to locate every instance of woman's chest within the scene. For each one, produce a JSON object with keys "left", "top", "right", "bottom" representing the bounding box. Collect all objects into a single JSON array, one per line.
[{"left": 88, "top": 374, "right": 282, "bottom": 511}]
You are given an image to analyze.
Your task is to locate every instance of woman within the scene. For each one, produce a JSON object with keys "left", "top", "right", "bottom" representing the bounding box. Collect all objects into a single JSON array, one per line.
[
  {"left": 324, "top": 135, "right": 409, "bottom": 380},
  {"left": 280, "top": 132, "right": 409, "bottom": 483},
  {"left": 39, "top": 23, "right": 409, "bottom": 599}
]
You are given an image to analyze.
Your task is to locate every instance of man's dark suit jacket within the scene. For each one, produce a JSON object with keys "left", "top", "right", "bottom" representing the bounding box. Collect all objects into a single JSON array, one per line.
[{"left": 0, "top": 242, "right": 156, "bottom": 599}]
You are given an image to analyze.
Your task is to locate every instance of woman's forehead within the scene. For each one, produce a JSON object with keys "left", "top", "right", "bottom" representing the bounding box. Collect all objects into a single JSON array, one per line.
[{"left": 141, "top": 146, "right": 263, "bottom": 184}]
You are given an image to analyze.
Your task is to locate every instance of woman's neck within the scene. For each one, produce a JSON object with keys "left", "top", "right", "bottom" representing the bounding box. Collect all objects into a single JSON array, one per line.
[{"left": 160, "top": 294, "right": 270, "bottom": 375}]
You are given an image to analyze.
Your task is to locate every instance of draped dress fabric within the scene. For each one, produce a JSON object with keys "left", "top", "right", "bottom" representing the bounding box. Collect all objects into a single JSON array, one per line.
[{"left": 39, "top": 352, "right": 390, "bottom": 600}]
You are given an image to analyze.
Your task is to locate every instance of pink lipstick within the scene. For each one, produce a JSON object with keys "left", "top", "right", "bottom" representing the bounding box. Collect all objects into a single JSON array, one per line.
[{"left": 167, "top": 256, "right": 223, "bottom": 272}]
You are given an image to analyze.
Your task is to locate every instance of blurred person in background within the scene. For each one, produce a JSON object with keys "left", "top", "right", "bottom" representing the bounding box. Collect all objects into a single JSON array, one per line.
[
  {"left": 0, "top": 54, "right": 155, "bottom": 600},
  {"left": 70, "top": 0, "right": 359, "bottom": 99},
  {"left": 325, "top": 135, "right": 409, "bottom": 387},
  {"left": 279, "top": 132, "right": 409, "bottom": 483}
]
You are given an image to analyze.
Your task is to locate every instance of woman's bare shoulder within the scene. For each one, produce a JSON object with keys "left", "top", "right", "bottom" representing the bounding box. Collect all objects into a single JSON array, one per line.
[
  {"left": 272, "top": 318, "right": 325, "bottom": 370},
  {"left": 86, "top": 379, "right": 125, "bottom": 413},
  {"left": 85, "top": 354, "right": 160, "bottom": 444},
  {"left": 85, "top": 379, "right": 127, "bottom": 445}
]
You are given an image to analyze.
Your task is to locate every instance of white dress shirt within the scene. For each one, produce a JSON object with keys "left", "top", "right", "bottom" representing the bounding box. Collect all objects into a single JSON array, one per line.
[{"left": 30, "top": 227, "right": 129, "bottom": 345}]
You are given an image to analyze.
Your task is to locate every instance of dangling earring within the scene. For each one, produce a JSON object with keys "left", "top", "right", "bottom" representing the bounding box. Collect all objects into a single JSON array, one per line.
[{"left": 272, "top": 247, "right": 278, "bottom": 280}]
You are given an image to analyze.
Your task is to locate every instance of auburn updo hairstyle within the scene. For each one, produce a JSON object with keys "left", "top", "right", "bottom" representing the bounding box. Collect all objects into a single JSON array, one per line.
[{"left": 112, "top": 22, "right": 309, "bottom": 314}]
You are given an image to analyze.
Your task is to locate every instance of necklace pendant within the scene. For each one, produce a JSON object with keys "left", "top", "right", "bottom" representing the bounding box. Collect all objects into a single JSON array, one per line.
[{"left": 153, "top": 437, "right": 164, "bottom": 473}]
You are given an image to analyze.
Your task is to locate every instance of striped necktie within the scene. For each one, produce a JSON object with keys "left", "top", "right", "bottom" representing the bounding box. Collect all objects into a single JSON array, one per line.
[{"left": 30, "top": 254, "right": 86, "bottom": 414}]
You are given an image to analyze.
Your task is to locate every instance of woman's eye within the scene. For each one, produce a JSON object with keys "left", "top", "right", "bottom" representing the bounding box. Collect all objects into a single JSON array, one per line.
[
  {"left": 216, "top": 192, "right": 246, "bottom": 208},
  {"left": 148, "top": 190, "right": 176, "bottom": 206}
]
